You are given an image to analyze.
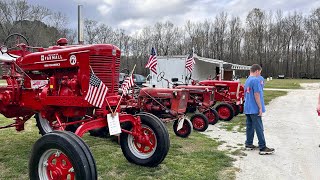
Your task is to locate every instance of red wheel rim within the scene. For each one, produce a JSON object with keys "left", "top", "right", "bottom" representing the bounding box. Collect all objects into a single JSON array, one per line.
[
  {"left": 42, "top": 150, "right": 75, "bottom": 180},
  {"left": 192, "top": 117, "right": 205, "bottom": 129},
  {"left": 218, "top": 106, "right": 231, "bottom": 119},
  {"left": 134, "top": 127, "right": 156, "bottom": 154},
  {"left": 177, "top": 122, "right": 189, "bottom": 135},
  {"left": 205, "top": 111, "right": 216, "bottom": 124}
]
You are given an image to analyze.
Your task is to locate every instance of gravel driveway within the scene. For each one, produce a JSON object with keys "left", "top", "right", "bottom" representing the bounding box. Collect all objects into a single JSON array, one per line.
[{"left": 202, "top": 83, "right": 320, "bottom": 180}]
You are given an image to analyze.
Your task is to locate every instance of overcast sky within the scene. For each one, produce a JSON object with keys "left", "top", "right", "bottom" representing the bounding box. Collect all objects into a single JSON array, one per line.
[{"left": 28, "top": 0, "right": 320, "bottom": 34}]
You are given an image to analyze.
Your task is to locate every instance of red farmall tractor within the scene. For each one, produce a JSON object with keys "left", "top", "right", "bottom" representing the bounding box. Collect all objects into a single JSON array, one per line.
[
  {"left": 120, "top": 72, "right": 210, "bottom": 137},
  {"left": 174, "top": 85, "right": 219, "bottom": 125},
  {"left": 198, "top": 79, "right": 244, "bottom": 121},
  {"left": 0, "top": 34, "right": 170, "bottom": 178},
  {"left": 157, "top": 72, "right": 219, "bottom": 126},
  {"left": 121, "top": 86, "right": 197, "bottom": 138}
]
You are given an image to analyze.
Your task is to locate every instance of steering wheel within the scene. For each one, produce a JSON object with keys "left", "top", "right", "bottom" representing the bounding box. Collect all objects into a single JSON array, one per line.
[
  {"left": 191, "top": 79, "right": 199, "bottom": 85},
  {"left": 157, "top": 72, "right": 165, "bottom": 82},
  {"left": 185, "top": 73, "right": 192, "bottom": 84},
  {"left": 4, "top": 33, "right": 29, "bottom": 58}
]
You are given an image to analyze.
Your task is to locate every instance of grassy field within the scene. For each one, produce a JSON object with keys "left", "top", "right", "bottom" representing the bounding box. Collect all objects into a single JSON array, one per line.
[
  {"left": 240, "top": 78, "right": 320, "bottom": 89},
  {"left": 0, "top": 117, "right": 234, "bottom": 180}
]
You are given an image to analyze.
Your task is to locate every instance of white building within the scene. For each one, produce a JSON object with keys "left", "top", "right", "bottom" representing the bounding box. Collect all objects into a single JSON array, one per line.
[{"left": 148, "top": 54, "right": 250, "bottom": 88}]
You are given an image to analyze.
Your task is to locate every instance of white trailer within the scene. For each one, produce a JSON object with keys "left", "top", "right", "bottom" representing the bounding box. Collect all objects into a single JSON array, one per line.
[{"left": 147, "top": 54, "right": 250, "bottom": 88}]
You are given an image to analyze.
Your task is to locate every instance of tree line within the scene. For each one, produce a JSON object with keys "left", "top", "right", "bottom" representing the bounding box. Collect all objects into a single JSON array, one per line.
[
  {"left": 84, "top": 8, "right": 320, "bottom": 78},
  {"left": 1, "top": 0, "right": 319, "bottom": 78},
  {"left": 0, "top": 0, "right": 76, "bottom": 47}
]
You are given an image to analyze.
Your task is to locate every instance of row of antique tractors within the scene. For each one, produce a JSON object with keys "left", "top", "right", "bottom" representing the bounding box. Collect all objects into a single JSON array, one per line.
[
  {"left": 118, "top": 71, "right": 244, "bottom": 138},
  {"left": 0, "top": 34, "right": 245, "bottom": 179}
]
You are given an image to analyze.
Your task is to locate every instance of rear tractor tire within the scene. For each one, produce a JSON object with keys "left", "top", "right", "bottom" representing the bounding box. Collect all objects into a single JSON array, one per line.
[
  {"left": 29, "top": 131, "right": 97, "bottom": 180},
  {"left": 215, "top": 103, "right": 235, "bottom": 121},
  {"left": 35, "top": 113, "right": 79, "bottom": 135},
  {"left": 230, "top": 103, "right": 240, "bottom": 117}
]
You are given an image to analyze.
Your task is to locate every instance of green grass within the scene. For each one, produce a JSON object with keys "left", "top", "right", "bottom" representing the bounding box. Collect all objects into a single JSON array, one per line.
[
  {"left": 0, "top": 117, "right": 234, "bottom": 180},
  {"left": 240, "top": 78, "right": 320, "bottom": 89},
  {"left": 221, "top": 90, "right": 288, "bottom": 132}
]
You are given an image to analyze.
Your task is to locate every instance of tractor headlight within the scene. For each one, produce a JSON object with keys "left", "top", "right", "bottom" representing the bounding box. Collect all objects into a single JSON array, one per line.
[
  {"left": 173, "top": 91, "right": 178, "bottom": 97},
  {"left": 0, "top": 46, "right": 8, "bottom": 53}
]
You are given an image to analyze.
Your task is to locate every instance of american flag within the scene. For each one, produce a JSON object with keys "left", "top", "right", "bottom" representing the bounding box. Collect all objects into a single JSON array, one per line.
[
  {"left": 85, "top": 72, "right": 108, "bottom": 108},
  {"left": 145, "top": 47, "right": 157, "bottom": 74},
  {"left": 185, "top": 52, "right": 195, "bottom": 72},
  {"left": 121, "top": 75, "right": 134, "bottom": 95}
]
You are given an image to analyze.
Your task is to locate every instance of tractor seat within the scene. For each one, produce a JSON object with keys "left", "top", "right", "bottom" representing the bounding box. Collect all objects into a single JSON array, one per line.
[{"left": 0, "top": 53, "right": 18, "bottom": 62}]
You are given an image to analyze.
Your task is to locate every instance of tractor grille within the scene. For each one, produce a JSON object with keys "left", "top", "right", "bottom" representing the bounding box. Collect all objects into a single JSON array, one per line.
[
  {"left": 89, "top": 55, "right": 120, "bottom": 94},
  {"left": 178, "top": 91, "right": 188, "bottom": 112},
  {"left": 0, "top": 62, "right": 10, "bottom": 76}
]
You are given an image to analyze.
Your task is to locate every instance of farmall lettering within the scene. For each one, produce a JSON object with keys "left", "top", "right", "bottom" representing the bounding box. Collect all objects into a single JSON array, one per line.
[{"left": 41, "top": 54, "right": 62, "bottom": 61}]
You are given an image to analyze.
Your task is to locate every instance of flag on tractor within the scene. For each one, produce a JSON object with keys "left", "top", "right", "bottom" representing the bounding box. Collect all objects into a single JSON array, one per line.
[
  {"left": 185, "top": 52, "right": 195, "bottom": 72},
  {"left": 85, "top": 72, "right": 108, "bottom": 108},
  {"left": 121, "top": 75, "right": 134, "bottom": 95},
  {"left": 145, "top": 47, "right": 157, "bottom": 74}
]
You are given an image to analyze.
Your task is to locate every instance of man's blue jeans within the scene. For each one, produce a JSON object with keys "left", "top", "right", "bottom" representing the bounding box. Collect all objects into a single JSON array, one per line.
[{"left": 245, "top": 114, "right": 266, "bottom": 150}]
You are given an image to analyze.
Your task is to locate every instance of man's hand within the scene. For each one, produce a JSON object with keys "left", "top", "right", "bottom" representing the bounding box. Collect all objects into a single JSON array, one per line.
[{"left": 258, "top": 108, "right": 263, "bottom": 116}]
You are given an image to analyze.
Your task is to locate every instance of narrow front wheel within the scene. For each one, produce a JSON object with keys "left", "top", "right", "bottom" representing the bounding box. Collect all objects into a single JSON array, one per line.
[
  {"left": 190, "top": 113, "right": 209, "bottom": 132},
  {"left": 204, "top": 109, "right": 219, "bottom": 125},
  {"left": 173, "top": 118, "right": 193, "bottom": 138},
  {"left": 120, "top": 113, "right": 170, "bottom": 167}
]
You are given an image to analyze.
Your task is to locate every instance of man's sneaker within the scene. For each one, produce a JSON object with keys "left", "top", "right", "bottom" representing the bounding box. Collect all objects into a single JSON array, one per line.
[
  {"left": 245, "top": 144, "right": 258, "bottom": 150},
  {"left": 259, "top": 147, "right": 275, "bottom": 155}
]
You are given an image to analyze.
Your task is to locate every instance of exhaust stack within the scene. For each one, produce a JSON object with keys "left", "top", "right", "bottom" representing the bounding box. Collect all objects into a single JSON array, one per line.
[{"left": 78, "top": 5, "right": 84, "bottom": 45}]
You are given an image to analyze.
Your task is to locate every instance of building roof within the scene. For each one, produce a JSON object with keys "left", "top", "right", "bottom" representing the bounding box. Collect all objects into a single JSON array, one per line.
[{"left": 157, "top": 54, "right": 251, "bottom": 71}]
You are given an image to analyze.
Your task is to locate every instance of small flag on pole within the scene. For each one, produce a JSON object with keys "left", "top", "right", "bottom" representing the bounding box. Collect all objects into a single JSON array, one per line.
[
  {"left": 121, "top": 75, "right": 134, "bottom": 95},
  {"left": 145, "top": 47, "right": 157, "bottom": 74},
  {"left": 85, "top": 72, "right": 108, "bottom": 108},
  {"left": 185, "top": 52, "right": 195, "bottom": 72}
]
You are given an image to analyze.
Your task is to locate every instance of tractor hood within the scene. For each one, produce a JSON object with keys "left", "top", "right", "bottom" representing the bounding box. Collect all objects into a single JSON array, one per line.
[
  {"left": 175, "top": 85, "right": 215, "bottom": 92},
  {"left": 16, "top": 44, "right": 120, "bottom": 71},
  {"left": 139, "top": 87, "right": 188, "bottom": 98}
]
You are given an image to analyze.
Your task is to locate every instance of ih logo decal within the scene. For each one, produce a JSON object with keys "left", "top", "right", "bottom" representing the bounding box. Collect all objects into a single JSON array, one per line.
[
  {"left": 245, "top": 87, "right": 251, "bottom": 93},
  {"left": 70, "top": 55, "right": 77, "bottom": 65}
]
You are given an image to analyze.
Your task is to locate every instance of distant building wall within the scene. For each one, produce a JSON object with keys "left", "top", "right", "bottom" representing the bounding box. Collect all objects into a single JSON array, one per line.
[
  {"left": 192, "top": 59, "right": 216, "bottom": 80},
  {"left": 149, "top": 56, "right": 217, "bottom": 88}
]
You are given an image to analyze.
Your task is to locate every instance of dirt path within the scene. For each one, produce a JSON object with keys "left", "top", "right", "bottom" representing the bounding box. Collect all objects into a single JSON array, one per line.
[{"left": 203, "top": 83, "right": 320, "bottom": 180}]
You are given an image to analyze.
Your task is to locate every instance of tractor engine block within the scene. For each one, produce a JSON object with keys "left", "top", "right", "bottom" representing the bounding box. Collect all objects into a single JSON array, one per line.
[{"left": 143, "top": 98, "right": 171, "bottom": 113}]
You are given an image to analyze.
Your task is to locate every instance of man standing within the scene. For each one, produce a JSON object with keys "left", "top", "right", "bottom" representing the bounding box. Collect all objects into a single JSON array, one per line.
[{"left": 244, "top": 64, "right": 274, "bottom": 155}]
